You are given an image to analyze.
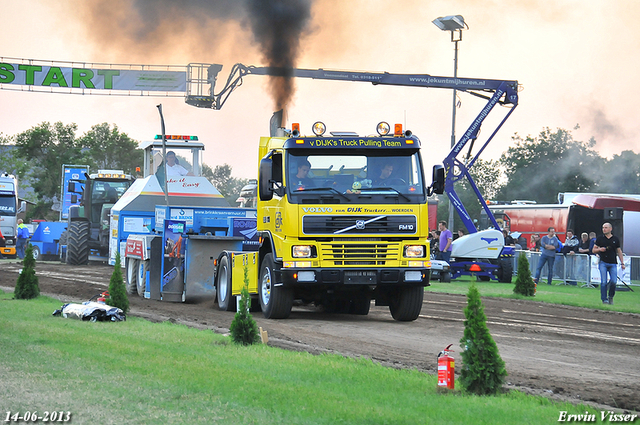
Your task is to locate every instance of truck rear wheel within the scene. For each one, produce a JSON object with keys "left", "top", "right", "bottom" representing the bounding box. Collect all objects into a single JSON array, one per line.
[
  {"left": 125, "top": 258, "right": 139, "bottom": 295},
  {"left": 389, "top": 286, "right": 424, "bottom": 321},
  {"left": 216, "top": 255, "right": 235, "bottom": 311},
  {"left": 66, "top": 221, "right": 90, "bottom": 265},
  {"left": 259, "top": 253, "right": 293, "bottom": 319}
]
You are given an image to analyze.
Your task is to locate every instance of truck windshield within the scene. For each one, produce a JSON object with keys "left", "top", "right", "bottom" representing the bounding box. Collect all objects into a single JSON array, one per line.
[
  {"left": 0, "top": 196, "right": 16, "bottom": 215},
  {"left": 287, "top": 151, "right": 425, "bottom": 204}
]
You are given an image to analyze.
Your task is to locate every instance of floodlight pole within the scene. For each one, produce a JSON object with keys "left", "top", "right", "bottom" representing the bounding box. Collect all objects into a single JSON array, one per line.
[
  {"left": 448, "top": 29, "right": 462, "bottom": 233},
  {"left": 433, "top": 15, "right": 467, "bottom": 232}
]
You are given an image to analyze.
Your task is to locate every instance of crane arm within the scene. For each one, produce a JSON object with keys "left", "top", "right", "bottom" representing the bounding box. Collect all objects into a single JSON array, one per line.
[
  {"left": 185, "top": 63, "right": 518, "bottom": 235},
  {"left": 185, "top": 63, "right": 518, "bottom": 110}
]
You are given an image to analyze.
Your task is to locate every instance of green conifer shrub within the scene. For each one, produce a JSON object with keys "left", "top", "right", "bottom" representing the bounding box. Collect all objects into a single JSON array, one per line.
[
  {"left": 459, "top": 282, "right": 507, "bottom": 395},
  {"left": 230, "top": 266, "right": 260, "bottom": 345},
  {"left": 513, "top": 253, "right": 536, "bottom": 296},
  {"left": 106, "top": 252, "right": 129, "bottom": 313},
  {"left": 14, "top": 244, "right": 40, "bottom": 300}
]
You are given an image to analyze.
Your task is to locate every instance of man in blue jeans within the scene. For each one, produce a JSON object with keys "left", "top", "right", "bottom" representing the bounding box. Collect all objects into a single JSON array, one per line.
[
  {"left": 16, "top": 218, "right": 30, "bottom": 259},
  {"left": 593, "top": 222, "right": 625, "bottom": 305},
  {"left": 534, "top": 227, "right": 560, "bottom": 285},
  {"left": 437, "top": 220, "right": 453, "bottom": 263}
]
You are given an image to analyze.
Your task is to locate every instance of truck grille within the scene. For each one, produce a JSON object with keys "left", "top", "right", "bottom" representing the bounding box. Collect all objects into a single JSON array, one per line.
[
  {"left": 303, "top": 215, "right": 416, "bottom": 235},
  {"left": 322, "top": 240, "right": 400, "bottom": 266}
]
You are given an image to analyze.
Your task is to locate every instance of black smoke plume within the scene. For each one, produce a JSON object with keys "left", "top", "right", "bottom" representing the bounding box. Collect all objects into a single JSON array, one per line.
[
  {"left": 244, "top": 0, "right": 313, "bottom": 110},
  {"left": 73, "top": 0, "right": 313, "bottom": 111}
]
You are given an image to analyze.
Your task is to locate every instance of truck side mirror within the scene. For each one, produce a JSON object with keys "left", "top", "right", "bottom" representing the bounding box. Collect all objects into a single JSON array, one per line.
[
  {"left": 430, "top": 164, "right": 445, "bottom": 195},
  {"left": 17, "top": 200, "right": 26, "bottom": 214},
  {"left": 259, "top": 157, "right": 274, "bottom": 201}
]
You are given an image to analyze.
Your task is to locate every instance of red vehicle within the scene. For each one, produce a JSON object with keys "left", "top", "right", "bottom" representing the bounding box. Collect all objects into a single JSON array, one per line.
[{"left": 487, "top": 194, "right": 640, "bottom": 256}]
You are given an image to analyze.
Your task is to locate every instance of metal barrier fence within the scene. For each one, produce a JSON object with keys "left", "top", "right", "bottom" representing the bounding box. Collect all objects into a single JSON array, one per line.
[{"left": 511, "top": 251, "right": 639, "bottom": 288}]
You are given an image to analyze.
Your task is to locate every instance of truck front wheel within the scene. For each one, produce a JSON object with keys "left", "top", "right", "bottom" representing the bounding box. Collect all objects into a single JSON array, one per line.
[
  {"left": 259, "top": 253, "right": 293, "bottom": 319},
  {"left": 389, "top": 286, "right": 424, "bottom": 321}
]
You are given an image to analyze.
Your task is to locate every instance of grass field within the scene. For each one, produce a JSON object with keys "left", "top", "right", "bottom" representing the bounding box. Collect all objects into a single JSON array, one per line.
[
  {"left": 427, "top": 276, "right": 640, "bottom": 314},
  {"left": 0, "top": 289, "right": 596, "bottom": 425}
]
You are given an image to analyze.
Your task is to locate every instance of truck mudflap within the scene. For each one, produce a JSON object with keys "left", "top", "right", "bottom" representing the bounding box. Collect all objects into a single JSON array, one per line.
[{"left": 278, "top": 267, "right": 431, "bottom": 286}]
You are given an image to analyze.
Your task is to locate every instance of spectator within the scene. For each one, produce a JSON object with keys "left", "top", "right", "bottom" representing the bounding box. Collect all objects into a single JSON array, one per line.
[
  {"left": 437, "top": 221, "right": 452, "bottom": 263},
  {"left": 588, "top": 231, "right": 597, "bottom": 255},
  {"left": 16, "top": 218, "right": 30, "bottom": 259},
  {"left": 0, "top": 227, "right": 5, "bottom": 259},
  {"left": 529, "top": 233, "right": 541, "bottom": 252},
  {"left": 430, "top": 230, "right": 441, "bottom": 257},
  {"left": 593, "top": 223, "right": 625, "bottom": 305},
  {"left": 457, "top": 229, "right": 466, "bottom": 240},
  {"left": 534, "top": 227, "right": 560, "bottom": 285},
  {"left": 503, "top": 229, "right": 515, "bottom": 246},
  {"left": 562, "top": 229, "right": 579, "bottom": 255},
  {"left": 562, "top": 229, "right": 580, "bottom": 285},
  {"left": 578, "top": 232, "right": 591, "bottom": 255}
]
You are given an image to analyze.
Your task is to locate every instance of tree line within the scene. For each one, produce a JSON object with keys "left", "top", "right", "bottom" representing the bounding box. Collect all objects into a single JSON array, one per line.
[
  {"left": 0, "top": 121, "right": 248, "bottom": 220},
  {"left": 439, "top": 126, "right": 640, "bottom": 230}
]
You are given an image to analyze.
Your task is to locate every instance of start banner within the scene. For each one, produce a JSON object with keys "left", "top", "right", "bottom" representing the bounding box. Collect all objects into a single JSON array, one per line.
[{"left": 0, "top": 62, "right": 186, "bottom": 92}]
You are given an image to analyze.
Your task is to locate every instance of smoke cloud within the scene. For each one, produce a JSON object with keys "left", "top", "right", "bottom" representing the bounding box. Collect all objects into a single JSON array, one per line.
[
  {"left": 244, "top": 0, "right": 313, "bottom": 110},
  {"left": 72, "top": 0, "right": 313, "bottom": 111}
]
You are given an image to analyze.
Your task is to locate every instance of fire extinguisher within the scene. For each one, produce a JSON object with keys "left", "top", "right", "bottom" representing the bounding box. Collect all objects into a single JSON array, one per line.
[
  {"left": 437, "top": 344, "right": 455, "bottom": 389},
  {"left": 96, "top": 291, "right": 109, "bottom": 304}
]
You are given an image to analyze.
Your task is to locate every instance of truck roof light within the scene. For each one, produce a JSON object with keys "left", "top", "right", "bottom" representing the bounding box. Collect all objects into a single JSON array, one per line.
[
  {"left": 377, "top": 122, "right": 391, "bottom": 136},
  {"left": 312, "top": 121, "right": 326, "bottom": 136},
  {"left": 154, "top": 135, "right": 199, "bottom": 141},
  {"left": 292, "top": 123, "right": 300, "bottom": 137},
  {"left": 394, "top": 124, "right": 403, "bottom": 137}
]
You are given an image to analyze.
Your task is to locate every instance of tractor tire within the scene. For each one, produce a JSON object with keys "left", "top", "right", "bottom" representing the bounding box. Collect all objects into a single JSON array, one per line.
[
  {"left": 497, "top": 258, "right": 513, "bottom": 283},
  {"left": 136, "top": 260, "right": 149, "bottom": 297},
  {"left": 259, "top": 253, "right": 293, "bottom": 319},
  {"left": 216, "top": 255, "right": 236, "bottom": 311},
  {"left": 66, "top": 221, "right": 90, "bottom": 265},
  {"left": 389, "top": 285, "right": 424, "bottom": 322},
  {"left": 125, "top": 258, "right": 139, "bottom": 295}
]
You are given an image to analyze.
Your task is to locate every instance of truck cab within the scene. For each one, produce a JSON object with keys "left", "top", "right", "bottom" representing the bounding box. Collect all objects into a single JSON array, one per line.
[
  {"left": 0, "top": 173, "right": 26, "bottom": 258},
  {"left": 252, "top": 121, "right": 442, "bottom": 321}
]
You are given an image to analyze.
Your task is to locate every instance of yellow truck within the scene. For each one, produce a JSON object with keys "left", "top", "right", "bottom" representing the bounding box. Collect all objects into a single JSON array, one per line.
[{"left": 216, "top": 120, "right": 444, "bottom": 321}]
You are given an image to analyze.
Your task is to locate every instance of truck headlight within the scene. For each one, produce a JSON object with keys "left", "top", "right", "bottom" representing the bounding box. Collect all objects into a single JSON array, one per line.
[
  {"left": 292, "top": 245, "right": 313, "bottom": 258},
  {"left": 404, "top": 245, "right": 425, "bottom": 258}
]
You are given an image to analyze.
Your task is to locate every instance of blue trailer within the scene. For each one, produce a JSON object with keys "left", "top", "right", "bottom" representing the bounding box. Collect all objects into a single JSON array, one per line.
[{"left": 29, "top": 221, "right": 67, "bottom": 261}]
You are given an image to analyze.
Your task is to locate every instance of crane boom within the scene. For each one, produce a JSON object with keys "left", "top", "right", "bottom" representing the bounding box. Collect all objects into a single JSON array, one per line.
[
  {"left": 185, "top": 62, "right": 519, "bottom": 235},
  {"left": 185, "top": 63, "right": 518, "bottom": 110}
]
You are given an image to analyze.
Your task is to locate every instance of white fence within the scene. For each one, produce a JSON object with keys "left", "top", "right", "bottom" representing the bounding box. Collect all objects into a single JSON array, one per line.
[{"left": 512, "top": 251, "right": 638, "bottom": 288}]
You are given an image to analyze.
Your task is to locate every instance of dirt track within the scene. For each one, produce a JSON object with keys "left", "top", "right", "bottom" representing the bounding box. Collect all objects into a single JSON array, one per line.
[{"left": 2, "top": 260, "right": 639, "bottom": 412}]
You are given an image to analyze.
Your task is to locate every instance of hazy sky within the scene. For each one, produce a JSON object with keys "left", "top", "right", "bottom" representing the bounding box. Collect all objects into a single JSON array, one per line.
[{"left": 1, "top": 0, "right": 639, "bottom": 179}]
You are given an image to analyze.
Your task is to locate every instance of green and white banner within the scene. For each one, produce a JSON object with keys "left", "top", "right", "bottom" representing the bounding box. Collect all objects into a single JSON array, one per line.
[{"left": 0, "top": 62, "right": 186, "bottom": 92}]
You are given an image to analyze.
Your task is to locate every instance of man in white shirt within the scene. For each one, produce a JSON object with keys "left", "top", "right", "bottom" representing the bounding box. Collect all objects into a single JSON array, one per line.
[{"left": 165, "top": 151, "right": 191, "bottom": 176}]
